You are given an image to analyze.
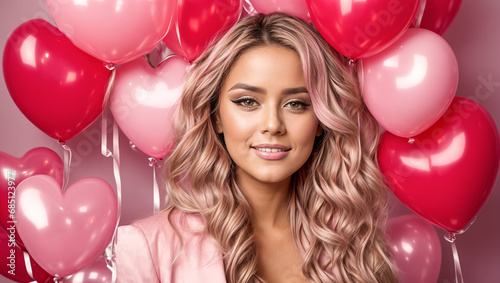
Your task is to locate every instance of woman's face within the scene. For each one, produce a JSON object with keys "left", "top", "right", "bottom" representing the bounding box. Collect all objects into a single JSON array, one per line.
[{"left": 217, "top": 46, "right": 321, "bottom": 186}]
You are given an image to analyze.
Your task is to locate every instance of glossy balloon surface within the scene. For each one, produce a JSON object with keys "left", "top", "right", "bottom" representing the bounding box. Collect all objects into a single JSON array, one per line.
[
  {"left": 0, "top": 147, "right": 63, "bottom": 249},
  {"left": 379, "top": 97, "right": 500, "bottom": 232},
  {"left": 361, "top": 28, "right": 458, "bottom": 138},
  {"left": 2, "top": 19, "right": 111, "bottom": 141},
  {"left": 16, "top": 175, "right": 117, "bottom": 277},
  {"left": 387, "top": 215, "right": 442, "bottom": 283},
  {"left": 45, "top": 0, "right": 174, "bottom": 64},
  {"left": 306, "top": 0, "right": 419, "bottom": 58},
  {"left": 111, "top": 56, "right": 189, "bottom": 159}
]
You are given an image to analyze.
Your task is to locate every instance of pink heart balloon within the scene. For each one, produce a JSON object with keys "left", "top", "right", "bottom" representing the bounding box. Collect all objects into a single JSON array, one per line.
[
  {"left": 249, "top": 0, "right": 310, "bottom": 21},
  {"left": 45, "top": 0, "right": 174, "bottom": 64},
  {"left": 110, "top": 56, "right": 190, "bottom": 159},
  {"left": 360, "top": 28, "right": 458, "bottom": 138},
  {"left": 0, "top": 147, "right": 63, "bottom": 249},
  {"left": 15, "top": 175, "right": 117, "bottom": 277}
]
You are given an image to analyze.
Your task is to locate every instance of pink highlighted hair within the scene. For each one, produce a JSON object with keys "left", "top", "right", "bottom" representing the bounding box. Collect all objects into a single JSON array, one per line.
[{"left": 164, "top": 13, "right": 398, "bottom": 283}]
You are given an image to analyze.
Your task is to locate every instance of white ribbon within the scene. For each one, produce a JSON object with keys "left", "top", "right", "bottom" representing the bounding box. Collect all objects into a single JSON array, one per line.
[
  {"left": 412, "top": 0, "right": 427, "bottom": 28},
  {"left": 22, "top": 251, "right": 37, "bottom": 283},
  {"left": 57, "top": 140, "right": 72, "bottom": 192},
  {"left": 445, "top": 232, "right": 464, "bottom": 283},
  {"left": 101, "top": 109, "right": 122, "bottom": 283},
  {"left": 148, "top": 158, "right": 161, "bottom": 214}
]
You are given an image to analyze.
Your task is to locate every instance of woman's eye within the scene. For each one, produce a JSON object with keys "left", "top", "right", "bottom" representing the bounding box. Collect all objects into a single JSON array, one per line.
[
  {"left": 285, "top": 100, "right": 309, "bottom": 110},
  {"left": 241, "top": 99, "right": 256, "bottom": 107},
  {"left": 231, "top": 98, "right": 258, "bottom": 108}
]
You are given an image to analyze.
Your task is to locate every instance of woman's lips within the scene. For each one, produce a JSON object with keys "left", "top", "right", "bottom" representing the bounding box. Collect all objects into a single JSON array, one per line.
[{"left": 251, "top": 144, "right": 290, "bottom": 160}]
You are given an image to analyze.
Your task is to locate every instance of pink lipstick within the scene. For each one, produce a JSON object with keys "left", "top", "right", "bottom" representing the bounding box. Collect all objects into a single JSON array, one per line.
[{"left": 251, "top": 144, "right": 290, "bottom": 160}]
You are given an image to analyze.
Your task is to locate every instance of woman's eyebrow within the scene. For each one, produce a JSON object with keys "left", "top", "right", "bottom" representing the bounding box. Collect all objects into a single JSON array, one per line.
[
  {"left": 228, "top": 83, "right": 266, "bottom": 94},
  {"left": 228, "top": 83, "right": 308, "bottom": 96},
  {"left": 281, "top": 86, "right": 309, "bottom": 95}
]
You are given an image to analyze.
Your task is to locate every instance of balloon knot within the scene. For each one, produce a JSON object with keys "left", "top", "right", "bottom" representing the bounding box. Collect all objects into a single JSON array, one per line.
[
  {"left": 445, "top": 231, "right": 457, "bottom": 243},
  {"left": 148, "top": 157, "right": 162, "bottom": 168},
  {"left": 104, "top": 62, "right": 115, "bottom": 71}
]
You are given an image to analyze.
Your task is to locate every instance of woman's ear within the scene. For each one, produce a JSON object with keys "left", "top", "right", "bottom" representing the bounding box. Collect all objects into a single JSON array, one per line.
[
  {"left": 316, "top": 124, "right": 323, "bottom": 137},
  {"left": 215, "top": 115, "right": 223, "bottom": 134}
]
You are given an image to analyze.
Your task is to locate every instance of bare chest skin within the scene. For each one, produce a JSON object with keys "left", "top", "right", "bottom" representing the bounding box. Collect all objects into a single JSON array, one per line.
[{"left": 255, "top": 226, "right": 307, "bottom": 283}]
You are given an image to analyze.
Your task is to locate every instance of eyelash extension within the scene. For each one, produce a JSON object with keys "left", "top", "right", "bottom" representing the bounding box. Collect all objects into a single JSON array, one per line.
[
  {"left": 285, "top": 100, "right": 311, "bottom": 110},
  {"left": 230, "top": 97, "right": 258, "bottom": 109},
  {"left": 230, "top": 97, "right": 311, "bottom": 110}
]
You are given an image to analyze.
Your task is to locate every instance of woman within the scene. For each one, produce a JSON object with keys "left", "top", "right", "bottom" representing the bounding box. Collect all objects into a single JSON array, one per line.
[{"left": 117, "top": 13, "right": 398, "bottom": 283}]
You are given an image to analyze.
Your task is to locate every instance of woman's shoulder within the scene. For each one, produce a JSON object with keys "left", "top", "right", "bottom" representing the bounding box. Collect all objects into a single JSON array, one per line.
[
  {"left": 125, "top": 209, "right": 205, "bottom": 239},
  {"left": 118, "top": 210, "right": 204, "bottom": 247},
  {"left": 116, "top": 209, "right": 226, "bottom": 282}
]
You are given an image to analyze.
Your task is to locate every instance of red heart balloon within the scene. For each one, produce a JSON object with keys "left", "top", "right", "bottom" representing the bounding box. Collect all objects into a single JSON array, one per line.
[
  {"left": 378, "top": 97, "right": 500, "bottom": 232},
  {"left": 0, "top": 147, "right": 63, "bottom": 249},
  {"left": 162, "top": 0, "right": 242, "bottom": 61},
  {"left": 0, "top": 230, "right": 53, "bottom": 283},
  {"left": 2, "top": 19, "right": 112, "bottom": 141},
  {"left": 306, "top": 0, "right": 419, "bottom": 59},
  {"left": 412, "top": 0, "right": 463, "bottom": 35},
  {"left": 16, "top": 175, "right": 117, "bottom": 277}
]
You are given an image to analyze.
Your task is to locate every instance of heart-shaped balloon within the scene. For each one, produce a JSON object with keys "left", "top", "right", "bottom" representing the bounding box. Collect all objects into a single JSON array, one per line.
[
  {"left": 45, "top": 0, "right": 174, "bottom": 64},
  {"left": 249, "top": 0, "right": 310, "bottom": 21},
  {"left": 0, "top": 230, "right": 53, "bottom": 283},
  {"left": 387, "top": 215, "right": 441, "bottom": 283},
  {"left": 378, "top": 97, "right": 500, "bottom": 232},
  {"left": 306, "top": 0, "right": 419, "bottom": 59},
  {"left": 360, "top": 28, "right": 458, "bottom": 138},
  {"left": 15, "top": 175, "right": 117, "bottom": 277},
  {"left": 0, "top": 147, "right": 63, "bottom": 249},
  {"left": 110, "top": 56, "right": 190, "bottom": 159},
  {"left": 2, "top": 19, "right": 112, "bottom": 141},
  {"left": 162, "top": 0, "right": 242, "bottom": 61},
  {"left": 412, "top": 0, "right": 463, "bottom": 35}
]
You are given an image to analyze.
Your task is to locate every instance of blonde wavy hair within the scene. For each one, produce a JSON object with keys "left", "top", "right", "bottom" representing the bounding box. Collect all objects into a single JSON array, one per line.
[{"left": 164, "top": 12, "right": 398, "bottom": 283}]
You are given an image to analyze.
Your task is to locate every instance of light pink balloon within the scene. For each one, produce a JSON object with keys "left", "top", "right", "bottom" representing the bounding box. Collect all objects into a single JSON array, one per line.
[
  {"left": 65, "top": 257, "right": 112, "bottom": 283},
  {"left": 0, "top": 147, "right": 63, "bottom": 249},
  {"left": 15, "top": 175, "right": 117, "bottom": 277},
  {"left": 110, "top": 56, "right": 190, "bottom": 159},
  {"left": 387, "top": 215, "right": 442, "bottom": 283},
  {"left": 249, "top": 0, "right": 310, "bottom": 21},
  {"left": 360, "top": 28, "right": 458, "bottom": 138},
  {"left": 45, "top": 0, "right": 174, "bottom": 64}
]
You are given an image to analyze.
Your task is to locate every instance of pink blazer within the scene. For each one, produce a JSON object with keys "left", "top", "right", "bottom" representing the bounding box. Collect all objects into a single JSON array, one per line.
[{"left": 116, "top": 210, "right": 226, "bottom": 282}]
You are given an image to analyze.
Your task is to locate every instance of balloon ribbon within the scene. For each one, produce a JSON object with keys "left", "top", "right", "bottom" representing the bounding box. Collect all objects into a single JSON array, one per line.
[
  {"left": 57, "top": 140, "right": 72, "bottom": 192},
  {"left": 445, "top": 232, "right": 464, "bottom": 283},
  {"left": 149, "top": 157, "right": 162, "bottom": 214},
  {"left": 22, "top": 251, "right": 36, "bottom": 283},
  {"left": 101, "top": 108, "right": 122, "bottom": 283}
]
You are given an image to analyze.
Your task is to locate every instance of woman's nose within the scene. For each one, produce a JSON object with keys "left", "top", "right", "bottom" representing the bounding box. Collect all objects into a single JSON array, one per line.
[{"left": 259, "top": 105, "right": 286, "bottom": 135}]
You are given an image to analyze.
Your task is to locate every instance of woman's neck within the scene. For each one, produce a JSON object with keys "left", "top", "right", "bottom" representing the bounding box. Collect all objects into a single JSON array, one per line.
[{"left": 236, "top": 170, "right": 292, "bottom": 230}]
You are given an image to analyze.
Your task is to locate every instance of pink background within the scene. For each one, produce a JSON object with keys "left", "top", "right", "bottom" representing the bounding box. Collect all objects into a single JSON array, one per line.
[{"left": 1, "top": 0, "right": 499, "bottom": 282}]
